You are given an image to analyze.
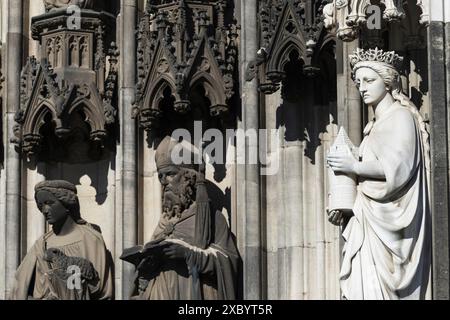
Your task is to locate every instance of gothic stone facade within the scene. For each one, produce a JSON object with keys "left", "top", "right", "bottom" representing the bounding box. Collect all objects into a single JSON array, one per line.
[{"left": 0, "top": 0, "right": 449, "bottom": 300}]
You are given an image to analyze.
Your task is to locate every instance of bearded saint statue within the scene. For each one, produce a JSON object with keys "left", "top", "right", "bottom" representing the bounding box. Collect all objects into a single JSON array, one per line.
[{"left": 122, "top": 136, "right": 239, "bottom": 300}]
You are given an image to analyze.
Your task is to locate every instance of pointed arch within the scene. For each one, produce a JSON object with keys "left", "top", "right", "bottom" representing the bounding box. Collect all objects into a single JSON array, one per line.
[
  {"left": 268, "top": 38, "right": 306, "bottom": 74},
  {"left": 24, "top": 100, "right": 56, "bottom": 136},
  {"left": 189, "top": 72, "right": 227, "bottom": 107},
  {"left": 144, "top": 76, "right": 177, "bottom": 111},
  {"left": 69, "top": 98, "right": 106, "bottom": 133}
]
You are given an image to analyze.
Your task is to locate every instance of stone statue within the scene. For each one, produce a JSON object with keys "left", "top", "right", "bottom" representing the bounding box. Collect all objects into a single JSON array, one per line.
[
  {"left": 11, "top": 180, "right": 114, "bottom": 300},
  {"left": 326, "top": 48, "right": 431, "bottom": 300},
  {"left": 121, "top": 136, "right": 239, "bottom": 300},
  {"left": 43, "top": 0, "right": 94, "bottom": 11}
]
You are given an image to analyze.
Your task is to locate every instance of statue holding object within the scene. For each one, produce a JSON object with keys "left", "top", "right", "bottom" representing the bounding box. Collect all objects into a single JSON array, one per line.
[{"left": 327, "top": 48, "right": 431, "bottom": 300}]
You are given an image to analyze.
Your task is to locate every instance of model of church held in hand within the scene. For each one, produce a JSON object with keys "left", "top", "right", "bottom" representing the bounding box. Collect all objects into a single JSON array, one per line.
[{"left": 0, "top": 0, "right": 448, "bottom": 300}]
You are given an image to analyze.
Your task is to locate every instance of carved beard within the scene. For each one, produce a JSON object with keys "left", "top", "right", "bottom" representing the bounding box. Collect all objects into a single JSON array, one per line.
[{"left": 162, "top": 176, "right": 195, "bottom": 219}]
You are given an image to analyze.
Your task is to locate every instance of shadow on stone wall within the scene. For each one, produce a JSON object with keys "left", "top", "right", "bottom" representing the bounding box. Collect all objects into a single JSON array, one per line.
[
  {"left": 24, "top": 107, "right": 115, "bottom": 206},
  {"left": 275, "top": 42, "right": 337, "bottom": 164}
]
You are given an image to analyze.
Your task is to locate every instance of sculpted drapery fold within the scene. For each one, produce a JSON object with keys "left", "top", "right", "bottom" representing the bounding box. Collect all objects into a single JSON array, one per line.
[
  {"left": 11, "top": 180, "right": 114, "bottom": 300},
  {"left": 121, "top": 137, "right": 239, "bottom": 300},
  {"left": 327, "top": 48, "right": 431, "bottom": 299}
]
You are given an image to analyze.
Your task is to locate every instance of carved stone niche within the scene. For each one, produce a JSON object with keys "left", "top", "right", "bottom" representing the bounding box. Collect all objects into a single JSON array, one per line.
[
  {"left": 245, "top": 0, "right": 334, "bottom": 94},
  {"left": 13, "top": 8, "right": 119, "bottom": 161},
  {"left": 133, "top": 0, "right": 239, "bottom": 134}
]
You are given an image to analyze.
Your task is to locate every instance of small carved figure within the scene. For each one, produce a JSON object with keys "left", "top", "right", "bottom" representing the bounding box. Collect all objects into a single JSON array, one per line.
[{"left": 43, "top": 0, "right": 94, "bottom": 11}]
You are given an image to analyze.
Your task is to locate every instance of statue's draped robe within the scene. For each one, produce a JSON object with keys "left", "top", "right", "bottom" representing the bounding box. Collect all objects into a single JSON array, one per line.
[
  {"left": 341, "top": 102, "right": 431, "bottom": 300},
  {"left": 11, "top": 223, "right": 113, "bottom": 300},
  {"left": 135, "top": 204, "right": 239, "bottom": 300}
]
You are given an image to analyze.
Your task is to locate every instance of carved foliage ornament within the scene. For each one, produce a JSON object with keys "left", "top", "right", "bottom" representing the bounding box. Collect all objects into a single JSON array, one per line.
[
  {"left": 245, "top": 0, "right": 333, "bottom": 94},
  {"left": 323, "top": 0, "right": 430, "bottom": 41},
  {"left": 13, "top": 9, "right": 119, "bottom": 158},
  {"left": 133, "top": 0, "right": 239, "bottom": 132}
]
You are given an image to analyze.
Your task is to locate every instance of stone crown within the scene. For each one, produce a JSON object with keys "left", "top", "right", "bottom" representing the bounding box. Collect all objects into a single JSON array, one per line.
[{"left": 349, "top": 47, "right": 403, "bottom": 70}]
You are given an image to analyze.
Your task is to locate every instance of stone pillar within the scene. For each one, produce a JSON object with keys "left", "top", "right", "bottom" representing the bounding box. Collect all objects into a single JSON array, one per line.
[
  {"left": 24, "top": 163, "right": 46, "bottom": 252},
  {"left": 26, "top": 0, "right": 44, "bottom": 56},
  {"left": 336, "top": 39, "right": 362, "bottom": 145},
  {"left": 428, "top": 0, "right": 449, "bottom": 300},
  {"left": 238, "top": 0, "right": 263, "bottom": 299},
  {"left": 24, "top": 0, "right": 45, "bottom": 257},
  {"left": 0, "top": 0, "right": 6, "bottom": 300},
  {"left": 3, "top": 0, "right": 23, "bottom": 299},
  {"left": 117, "top": 0, "right": 137, "bottom": 300},
  {"left": 334, "top": 33, "right": 362, "bottom": 302}
]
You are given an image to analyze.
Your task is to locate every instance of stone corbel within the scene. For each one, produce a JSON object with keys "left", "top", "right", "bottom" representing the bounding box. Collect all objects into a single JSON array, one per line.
[
  {"left": 323, "top": 0, "right": 429, "bottom": 41},
  {"left": 415, "top": 0, "right": 429, "bottom": 25}
]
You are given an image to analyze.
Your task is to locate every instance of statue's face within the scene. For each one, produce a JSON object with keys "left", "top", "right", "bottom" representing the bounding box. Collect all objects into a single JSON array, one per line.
[
  {"left": 158, "top": 165, "right": 196, "bottom": 218},
  {"left": 35, "top": 190, "right": 69, "bottom": 225},
  {"left": 354, "top": 67, "right": 387, "bottom": 106}
]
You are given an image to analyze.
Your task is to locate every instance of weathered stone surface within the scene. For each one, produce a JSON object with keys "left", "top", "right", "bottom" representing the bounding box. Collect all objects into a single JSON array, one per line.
[
  {"left": 1, "top": 0, "right": 450, "bottom": 301},
  {"left": 428, "top": 20, "right": 449, "bottom": 300}
]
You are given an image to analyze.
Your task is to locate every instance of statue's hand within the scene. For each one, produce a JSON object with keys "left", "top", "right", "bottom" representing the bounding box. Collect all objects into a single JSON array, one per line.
[
  {"left": 327, "top": 150, "right": 357, "bottom": 175},
  {"left": 327, "top": 209, "right": 344, "bottom": 226},
  {"left": 161, "top": 242, "right": 189, "bottom": 261}
]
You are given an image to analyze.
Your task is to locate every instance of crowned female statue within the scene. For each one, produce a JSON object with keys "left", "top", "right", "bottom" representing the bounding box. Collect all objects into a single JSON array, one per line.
[
  {"left": 11, "top": 180, "right": 114, "bottom": 300},
  {"left": 326, "top": 48, "right": 431, "bottom": 300}
]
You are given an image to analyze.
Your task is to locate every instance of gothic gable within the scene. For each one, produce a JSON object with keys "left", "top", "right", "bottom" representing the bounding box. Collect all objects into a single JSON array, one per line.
[
  {"left": 133, "top": 0, "right": 238, "bottom": 134},
  {"left": 246, "top": 0, "right": 333, "bottom": 94},
  {"left": 12, "top": 8, "right": 118, "bottom": 159}
]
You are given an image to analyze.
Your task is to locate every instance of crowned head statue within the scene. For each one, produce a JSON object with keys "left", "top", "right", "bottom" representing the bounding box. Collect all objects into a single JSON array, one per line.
[
  {"left": 349, "top": 47, "right": 429, "bottom": 162},
  {"left": 350, "top": 47, "right": 405, "bottom": 106}
]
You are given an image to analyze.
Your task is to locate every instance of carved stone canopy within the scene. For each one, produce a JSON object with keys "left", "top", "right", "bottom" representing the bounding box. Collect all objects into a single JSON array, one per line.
[
  {"left": 133, "top": 0, "right": 239, "bottom": 133},
  {"left": 13, "top": 8, "right": 119, "bottom": 159},
  {"left": 323, "top": 0, "right": 429, "bottom": 42},
  {"left": 245, "top": 0, "right": 334, "bottom": 94}
]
